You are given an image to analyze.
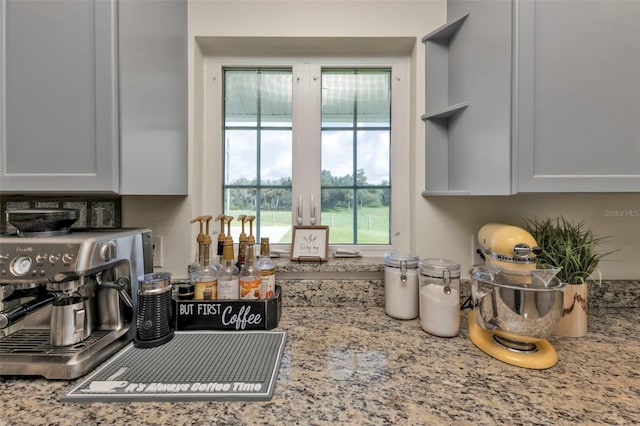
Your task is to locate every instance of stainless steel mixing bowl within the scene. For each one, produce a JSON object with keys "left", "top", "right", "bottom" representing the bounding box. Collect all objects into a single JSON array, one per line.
[{"left": 469, "top": 265, "right": 566, "bottom": 339}]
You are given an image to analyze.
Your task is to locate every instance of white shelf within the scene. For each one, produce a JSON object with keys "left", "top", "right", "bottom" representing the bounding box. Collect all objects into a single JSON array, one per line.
[
  {"left": 421, "top": 102, "right": 469, "bottom": 121},
  {"left": 422, "top": 15, "right": 470, "bottom": 194},
  {"left": 422, "top": 14, "right": 469, "bottom": 43},
  {"left": 421, "top": 190, "right": 471, "bottom": 196}
]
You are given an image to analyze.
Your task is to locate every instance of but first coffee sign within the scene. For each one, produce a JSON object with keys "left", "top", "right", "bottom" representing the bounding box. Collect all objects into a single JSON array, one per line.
[{"left": 176, "top": 286, "right": 281, "bottom": 331}]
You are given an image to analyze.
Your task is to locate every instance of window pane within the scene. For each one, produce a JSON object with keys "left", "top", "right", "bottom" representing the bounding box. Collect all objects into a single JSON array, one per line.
[
  {"left": 225, "top": 189, "right": 257, "bottom": 216},
  {"left": 260, "top": 71, "right": 292, "bottom": 127},
  {"left": 225, "top": 130, "right": 257, "bottom": 184},
  {"left": 357, "top": 72, "right": 391, "bottom": 128},
  {"left": 261, "top": 130, "right": 292, "bottom": 184},
  {"left": 321, "top": 130, "right": 353, "bottom": 186},
  {"left": 321, "top": 188, "right": 354, "bottom": 244},
  {"left": 320, "top": 68, "right": 391, "bottom": 245},
  {"left": 259, "top": 187, "right": 293, "bottom": 244},
  {"left": 321, "top": 72, "right": 355, "bottom": 128},
  {"left": 357, "top": 131, "right": 389, "bottom": 185},
  {"left": 225, "top": 71, "right": 258, "bottom": 126},
  {"left": 356, "top": 189, "right": 390, "bottom": 244},
  {"left": 224, "top": 68, "right": 293, "bottom": 244},
  {"left": 226, "top": 191, "right": 292, "bottom": 243}
]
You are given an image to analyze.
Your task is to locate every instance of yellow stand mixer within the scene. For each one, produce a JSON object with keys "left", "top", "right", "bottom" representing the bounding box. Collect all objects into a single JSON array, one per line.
[{"left": 469, "top": 224, "right": 566, "bottom": 369}]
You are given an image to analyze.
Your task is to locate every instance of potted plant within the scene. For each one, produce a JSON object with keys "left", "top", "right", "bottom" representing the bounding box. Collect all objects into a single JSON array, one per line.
[{"left": 522, "top": 217, "right": 616, "bottom": 337}]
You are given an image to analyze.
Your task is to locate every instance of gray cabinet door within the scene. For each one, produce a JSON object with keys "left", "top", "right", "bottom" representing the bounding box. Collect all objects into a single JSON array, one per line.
[
  {"left": 118, "top": 0, "right": 187, "bottom": 195},
  {"left": 0, "top": 0, "right": 119, "bottom": 192},
  {"left": 516, "top": 0, "right": 640, "bottom": 192}
]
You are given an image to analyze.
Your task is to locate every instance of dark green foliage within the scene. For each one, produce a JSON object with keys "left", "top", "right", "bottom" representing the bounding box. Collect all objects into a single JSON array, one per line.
[{"left": 522, "top": 217, "right": 617, "bottom": 285}]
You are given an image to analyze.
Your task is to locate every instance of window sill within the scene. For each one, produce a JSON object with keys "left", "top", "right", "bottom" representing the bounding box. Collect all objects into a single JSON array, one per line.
[{"left": 272, "top": 256, "right": 384, "bottom": 280}]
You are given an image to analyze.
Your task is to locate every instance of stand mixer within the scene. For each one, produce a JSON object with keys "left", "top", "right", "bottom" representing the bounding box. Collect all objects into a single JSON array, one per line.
[
  {"left": 469, "top": 223, "right": 566, "bottom": 369},
  {"left": 0, "top": 209, "right": 152, "bottom": 379}
]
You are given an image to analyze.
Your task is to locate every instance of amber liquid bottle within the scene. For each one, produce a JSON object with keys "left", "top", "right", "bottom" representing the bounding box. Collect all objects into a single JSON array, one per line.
[
  {"left": 239, "top": 244, "right": 260, "bottom": 300},
  {"left": 257, "top": 238, "right": 276, "bottom": 299},
  {"left": 194, "top": 252, "right": 217, "bottom": 300},
  {"left": 217, "top": 238, "right": 240, "bottom": 300}
]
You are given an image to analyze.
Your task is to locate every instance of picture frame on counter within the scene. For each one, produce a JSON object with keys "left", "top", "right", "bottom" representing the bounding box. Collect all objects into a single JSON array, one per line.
[{"left": 291, "top": 225, "right": 329, "bottom": 262}]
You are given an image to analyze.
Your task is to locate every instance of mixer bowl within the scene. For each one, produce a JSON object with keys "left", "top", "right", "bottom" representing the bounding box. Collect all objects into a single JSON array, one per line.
[{"left": 469, "top": 265, "right": 565, "bottom": 339}]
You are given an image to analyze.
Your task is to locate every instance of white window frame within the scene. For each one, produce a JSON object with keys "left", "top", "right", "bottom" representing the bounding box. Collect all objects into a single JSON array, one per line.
[{"left": 203, "top": 56, "right": 411, "bottom": 257}]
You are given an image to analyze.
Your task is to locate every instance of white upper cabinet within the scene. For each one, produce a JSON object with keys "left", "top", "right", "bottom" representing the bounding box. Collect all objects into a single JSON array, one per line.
[
  {"left": 0, "top": 0, "right": 187, "bottom": 195},
  {"left": 515, "top": 0, "right": 640, "bottom": 192},
  {"left": 0, "top": 0, "right": 119, "bottom": 192},
  {"left": 117, "top": 0, "right": 187, "bottom": 195},
  {"left": 422, "top": 0, "right": 640, "bottom": 195}
]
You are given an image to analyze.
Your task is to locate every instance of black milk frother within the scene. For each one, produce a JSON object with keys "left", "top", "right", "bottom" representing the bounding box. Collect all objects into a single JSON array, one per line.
[{"left": 134, "top": 272, "right": 175, "bottom": 348}]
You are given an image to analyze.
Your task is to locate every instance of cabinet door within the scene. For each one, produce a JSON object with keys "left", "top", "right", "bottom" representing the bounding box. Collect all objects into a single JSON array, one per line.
[
  {"left": 118, "top": 0, "right": 187, "bottom": 195},
  {"left": 0, "top": 0, "right": 118, "bottom": 192},
  {"left": 516, "top": 0, "right": 640, "bottom": 192}
]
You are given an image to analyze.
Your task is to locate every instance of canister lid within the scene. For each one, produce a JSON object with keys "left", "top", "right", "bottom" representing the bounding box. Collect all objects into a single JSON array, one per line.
[
  {"left": 419, "top": 258, "right": 461, "bottom": 277},
  {"left": 383, "top": 252, "right": 419, "bottom": 268}
]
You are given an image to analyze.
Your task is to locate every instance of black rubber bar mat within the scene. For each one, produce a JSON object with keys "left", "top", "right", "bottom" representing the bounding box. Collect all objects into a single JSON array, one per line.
[{"left": 61, "top": 331, "right": 287, "bottom": 402}]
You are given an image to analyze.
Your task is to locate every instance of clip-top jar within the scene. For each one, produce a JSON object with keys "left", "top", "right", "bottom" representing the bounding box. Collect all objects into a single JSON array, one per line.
[
  {"left": 419, "top": 258, "right": 461, "bottom": 337},
  {"left": 384, "top": 252, "right": 420, "bottom": 319}
]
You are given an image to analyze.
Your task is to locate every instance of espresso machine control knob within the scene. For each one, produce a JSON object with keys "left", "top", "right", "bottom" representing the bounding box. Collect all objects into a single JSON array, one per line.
[
  {"left": 10, "top": 256, "right": 33, "bottom": 277},
  {"left": 100, "top": 241, "right": 117, "bottom": 261},
  {"left": 62, "top": 253, "right": 76, "bottom": 264}
]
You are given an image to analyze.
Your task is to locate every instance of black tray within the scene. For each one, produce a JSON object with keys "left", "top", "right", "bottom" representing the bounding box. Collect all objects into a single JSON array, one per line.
[{"left": 176, "top": 286, "right": 282, "bottom": 331}]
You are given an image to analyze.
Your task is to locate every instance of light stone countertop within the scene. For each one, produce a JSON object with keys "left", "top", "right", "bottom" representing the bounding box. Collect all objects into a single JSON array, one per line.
[{"left": 1, "top": 305, "right": 639, "bottom": 425}]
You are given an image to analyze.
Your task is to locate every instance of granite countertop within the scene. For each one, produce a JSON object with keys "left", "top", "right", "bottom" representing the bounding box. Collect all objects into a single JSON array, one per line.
[{"left": 1, "top": 305, "right": 639, "bottom": 425}]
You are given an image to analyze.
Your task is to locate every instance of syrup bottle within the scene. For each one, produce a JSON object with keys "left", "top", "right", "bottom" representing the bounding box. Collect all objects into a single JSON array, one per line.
[
  {"left": 188, "top": 215, "right": 205, "bottom": 284},
  {"left": 214, "top": 214, "right": 226, "bottom": 266},
  {"left": 194, "top": 216, "right": 217, "bottom": 300},
  {"left": 236, "top": 215, "right": 248, "bottom": 270},
  {"left": 257, "top": 237, "right": 276, "bottom": 299},
  {"left": 217, "top": 216, "right": 240, "bottom": 299},
  {"left": 239, "top": 216, "right": 260, "bottom": 300}
]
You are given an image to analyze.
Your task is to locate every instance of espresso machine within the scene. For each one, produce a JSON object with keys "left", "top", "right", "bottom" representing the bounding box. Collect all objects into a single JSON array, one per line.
[{"left": 0, "top": 209, "right": 153, "bottom": 379}]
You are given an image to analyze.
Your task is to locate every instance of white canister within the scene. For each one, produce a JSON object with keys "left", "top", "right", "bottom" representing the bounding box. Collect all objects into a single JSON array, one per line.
[
  {"left": 384, "top": 252, "right": 420, "bottom": 319},
  {"left": 419, "top": 258, "right": 461, "bottom": 337}
]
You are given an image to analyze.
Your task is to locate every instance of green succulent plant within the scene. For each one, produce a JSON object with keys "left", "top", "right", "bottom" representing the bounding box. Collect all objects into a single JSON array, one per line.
[{"left": 522, "top": 217, "right": 616, "bottom": 285}]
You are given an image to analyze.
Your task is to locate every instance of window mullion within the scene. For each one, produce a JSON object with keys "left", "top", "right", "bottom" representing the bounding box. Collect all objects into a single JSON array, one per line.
[
  {"left": 256, "top": 71, "right": 263, "bottom": 233},
  {"left": 352, "top": 70, "right": 359, "bottom": 244},
  {"left": 292, "top": 64, "right": 322, "bottom": 226}
]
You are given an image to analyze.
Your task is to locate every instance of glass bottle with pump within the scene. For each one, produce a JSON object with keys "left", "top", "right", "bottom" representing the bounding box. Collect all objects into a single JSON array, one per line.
[
  {"left": 214, "top": 214, "right": 227, "bottom": 266},
  {"left": 194, "top": 217, "right": 218, "bottom": 300},
  {"left": 186, "top": 215, "right": 211, "bottom": 301},
  {"left": 188, "top": 215, "right": 205, "bottom": 282},
  {"left": 239, "top": 216, "right": 260, "bottom": 299},
  {"left": 257, "top": 237, "right": 276, "bottom": 299},
  {"left": 217, "top": 216, "right": 239, "bottom": 299},
  {"left": 239, "top": 243, "right": 260, "bottom": 300},
  {"left": 236, "top": 215, "right": 248, "bottom": 270}
]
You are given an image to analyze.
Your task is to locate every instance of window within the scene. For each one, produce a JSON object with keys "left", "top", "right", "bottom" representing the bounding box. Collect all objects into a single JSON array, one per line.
[
  {"left": 223, "top": 69, "right": 293, "bottom": 243},
  {"left": 320, "top": 69, "right": 391, "bottom": 244},
  {"left": 211, "top": 57, "right": 409, "bottom": 255}
]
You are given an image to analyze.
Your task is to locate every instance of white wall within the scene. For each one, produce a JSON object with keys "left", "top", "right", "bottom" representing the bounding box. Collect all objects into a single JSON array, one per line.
[{"left": 122, "top": 0, "right": 640, "bottom": 280}]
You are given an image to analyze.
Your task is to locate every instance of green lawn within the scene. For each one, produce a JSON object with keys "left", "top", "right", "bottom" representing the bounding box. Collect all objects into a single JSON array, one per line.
[{"left": 227, "top": 207, "right": 389, "bottom": 244}]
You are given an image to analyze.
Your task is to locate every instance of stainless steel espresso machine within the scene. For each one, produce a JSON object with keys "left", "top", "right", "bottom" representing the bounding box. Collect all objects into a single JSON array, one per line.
[{"left": 0, "top": 209, "right": 153, "bottom": 379}]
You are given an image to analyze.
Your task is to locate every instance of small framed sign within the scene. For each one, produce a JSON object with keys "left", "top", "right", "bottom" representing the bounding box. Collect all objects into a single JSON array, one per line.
[{"left": 291, "top": 225, "right": 329, "bottom": 262}]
